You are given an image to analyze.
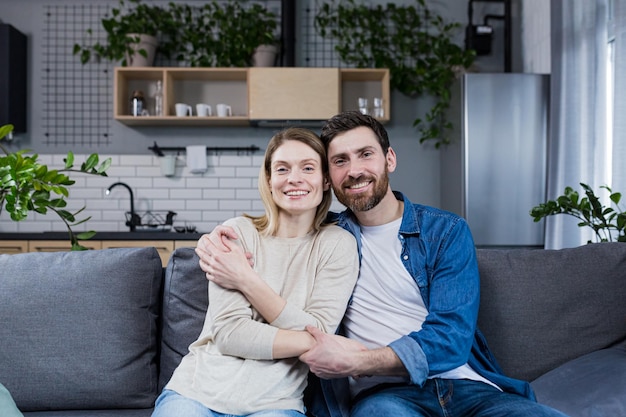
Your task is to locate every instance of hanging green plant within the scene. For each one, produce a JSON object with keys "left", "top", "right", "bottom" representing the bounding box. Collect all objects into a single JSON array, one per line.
[{"left": 315, "top": 0, "right": 475, "bottom": 148}]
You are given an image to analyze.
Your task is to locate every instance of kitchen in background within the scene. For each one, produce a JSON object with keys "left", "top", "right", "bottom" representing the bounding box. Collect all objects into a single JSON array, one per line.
[{"left": 0, "top": 0, "right": 551, "bottom": 239}]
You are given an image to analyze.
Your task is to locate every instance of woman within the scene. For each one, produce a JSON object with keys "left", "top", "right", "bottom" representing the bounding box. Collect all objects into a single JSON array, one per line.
[{"left": 153, "top": 128, "right": 359, "bottom": 417}]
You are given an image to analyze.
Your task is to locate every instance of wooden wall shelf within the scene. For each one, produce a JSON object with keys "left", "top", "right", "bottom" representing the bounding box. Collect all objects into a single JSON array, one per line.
[{"left": 114, "top": 67, "right": 390, "bottom": 126}]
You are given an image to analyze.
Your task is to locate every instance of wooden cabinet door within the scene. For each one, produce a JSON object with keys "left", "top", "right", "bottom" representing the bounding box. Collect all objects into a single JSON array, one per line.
[
  {"left": 28, "top": 240, "right": 102, "bottom": 252},
  {"left": 248, "top": 67, "right": 340, "bottom": 120},
  {"left": 0, "top": 240, "right": 29, "bottom": 255}
]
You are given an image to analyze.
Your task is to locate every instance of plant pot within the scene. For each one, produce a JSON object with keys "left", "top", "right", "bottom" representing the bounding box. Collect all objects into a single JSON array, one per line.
[
  {"left": 125, "top": 34, "right": 157, "bottom": 67},
  {"left": 252, "top": 44, "right": 278, "bottom": 67}
]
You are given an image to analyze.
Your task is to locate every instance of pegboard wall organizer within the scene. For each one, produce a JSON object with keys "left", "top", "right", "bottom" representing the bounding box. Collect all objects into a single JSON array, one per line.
[{"left": 35, "top": 1, "right": 380, "bottom": 149}]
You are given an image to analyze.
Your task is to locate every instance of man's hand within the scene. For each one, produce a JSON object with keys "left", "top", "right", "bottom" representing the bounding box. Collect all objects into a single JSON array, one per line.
[
  {"left": 196, "top": 225, "right": 253, "bottom": 275},
  {"left": 196, "top": 225, "right": 239, "bottom": 256},
  {"left": 300, "top": 326, "right": 408, "bottom": 380},
  {"left": 299, "top": 325, "right": 368, "bottom": 379}
]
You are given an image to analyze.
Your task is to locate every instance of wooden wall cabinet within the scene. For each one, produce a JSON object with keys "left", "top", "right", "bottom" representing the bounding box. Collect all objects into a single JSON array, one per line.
[
  {"left": 114, "top": 67, "right": 390, "bottom": 126},
  {"left": 114, "top": 67, "right": 249, "bottom": 126},
  {"left": 341, "top": 69, "right": 390, "bottom": 121},
  {"left": 248, "top": 68, "right": 340, "bottom": 120}
]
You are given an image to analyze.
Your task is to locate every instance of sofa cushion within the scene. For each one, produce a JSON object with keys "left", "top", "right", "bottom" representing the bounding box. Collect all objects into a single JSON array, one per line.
[
  {"left": 476, "top": 242, "right": 626, "bottom": 382},
  {"left": 531, "top": 342, "right": 626, "bottom": 417},
  {"left": 0, "top": 247, "right": 163, "bottom": 411},
  {"left": 158, "top": 247, "right": 208, "bottom": 391}
]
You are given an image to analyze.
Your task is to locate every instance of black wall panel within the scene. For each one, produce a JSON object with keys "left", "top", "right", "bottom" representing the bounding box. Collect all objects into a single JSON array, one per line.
[{"left": 0, "top": 24, "right": 27, "bottom": 133}]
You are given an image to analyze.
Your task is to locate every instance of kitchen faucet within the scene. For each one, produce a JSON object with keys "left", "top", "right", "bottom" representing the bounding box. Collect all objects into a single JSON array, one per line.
[{"left": 105, "top": 182, "right": 140, "bottom": 232}]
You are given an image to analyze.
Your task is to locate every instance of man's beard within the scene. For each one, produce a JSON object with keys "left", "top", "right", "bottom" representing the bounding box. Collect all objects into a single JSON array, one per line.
[{"left": 333, "top": 167, "right": 389, "bottom": 212}]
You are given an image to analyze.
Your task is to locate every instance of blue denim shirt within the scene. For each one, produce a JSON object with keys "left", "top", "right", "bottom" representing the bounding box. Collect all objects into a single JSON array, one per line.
[{"left": 306, "top": 191, "right": 534, "bottom": 417}]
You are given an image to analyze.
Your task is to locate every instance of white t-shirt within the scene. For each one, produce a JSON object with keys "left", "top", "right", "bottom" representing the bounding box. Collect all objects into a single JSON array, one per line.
[{"left": 343, "top": 218, "right": 498, "bottom": 397}]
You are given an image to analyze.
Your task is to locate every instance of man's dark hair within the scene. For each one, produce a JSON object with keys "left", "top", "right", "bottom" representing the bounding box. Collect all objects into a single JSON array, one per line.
[{"left": 320, "top": 111, "right": 390, "bottom": 154}]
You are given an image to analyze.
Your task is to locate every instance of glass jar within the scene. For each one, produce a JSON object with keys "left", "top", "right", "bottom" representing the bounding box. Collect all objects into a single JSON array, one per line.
[
  {"left": 373, "top": 97, "right": 384, "bottom": 118},
  {"left": 153, "top": 81, "right": 163, "bottom": 116}
]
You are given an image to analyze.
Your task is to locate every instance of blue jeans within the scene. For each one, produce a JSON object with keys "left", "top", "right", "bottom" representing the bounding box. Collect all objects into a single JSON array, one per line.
[
  {"left": 152, "top": 389, "right": 306, "bottom": 417},
  {"left": 350, "top": 379, "right": 569, "bottom": 417}
]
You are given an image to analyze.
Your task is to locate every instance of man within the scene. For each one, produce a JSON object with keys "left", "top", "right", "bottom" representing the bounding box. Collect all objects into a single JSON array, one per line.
[{"left": 197, "top": 111, "right": 568, "bottom": 417}]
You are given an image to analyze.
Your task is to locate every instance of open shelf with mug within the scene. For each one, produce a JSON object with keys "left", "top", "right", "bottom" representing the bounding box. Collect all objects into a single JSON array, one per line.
[{"left": 113, "top": 67, "right": 390, "bottom": 126}]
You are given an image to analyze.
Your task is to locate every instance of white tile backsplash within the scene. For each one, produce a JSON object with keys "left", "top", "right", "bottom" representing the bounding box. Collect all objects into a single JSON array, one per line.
[
  {"left": 0, "top": 153, "right": 263, "bottom": 234},
  {"left": 1, "top": 151, "right": 348, "bottom": 235}
]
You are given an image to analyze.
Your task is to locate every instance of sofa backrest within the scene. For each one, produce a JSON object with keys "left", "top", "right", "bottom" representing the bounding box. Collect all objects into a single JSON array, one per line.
[
  {"left": 157, "top": 244, "right": 626, "bottom": 389},
  {"left": 476, "top": 242, "right": 626, "bottom": 382},
  {"left": 158, "top": 247, "right": 208, "bottom": 391},
  {"left": 0, "top": 247, "right": 163, "bottom": 412}
]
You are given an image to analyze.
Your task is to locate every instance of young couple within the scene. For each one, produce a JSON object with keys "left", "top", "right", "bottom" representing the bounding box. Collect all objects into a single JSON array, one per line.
[{"left": 153, "top": 112, "right": 568, "bottom": 417}]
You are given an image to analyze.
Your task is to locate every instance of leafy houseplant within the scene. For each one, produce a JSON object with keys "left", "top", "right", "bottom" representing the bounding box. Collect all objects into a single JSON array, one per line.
[
  {"left": 530, "top": 183, "right": 626, "bottom": 243},
  {"left": 170, "top": 1, "right": 279, "bottom": 67},
  {"left": 315, "top": 0, "right": 475, "bottom": 148},
  {"left": 247, "top": 3, "right": 280, "bottom": 67},
  {"left": 73, "top": 0, "right": 279, "bottom": 68},
  {"left": 0, "top": 124, "right": 112, "bottom": 250},
  {"left": 73, "top": 0, "right": 176, "bottom": 66}
]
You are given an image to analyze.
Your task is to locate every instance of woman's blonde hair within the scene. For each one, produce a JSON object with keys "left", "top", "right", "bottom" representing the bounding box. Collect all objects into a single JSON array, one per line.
[{"left": 245, "top": 127, "right": 332, "bottom": 236}]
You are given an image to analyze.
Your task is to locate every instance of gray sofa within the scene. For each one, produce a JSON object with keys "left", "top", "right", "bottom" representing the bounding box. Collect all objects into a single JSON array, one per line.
[{"left": 0, "top": 243, "right": 625, "bottom": 417}]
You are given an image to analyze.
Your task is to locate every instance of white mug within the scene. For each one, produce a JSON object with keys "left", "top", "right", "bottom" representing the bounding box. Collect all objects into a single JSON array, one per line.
[
  {"left": 196, "top": 103, "right": 212, "bottom": 117},
  {"left": 216, "top": 103, "right": 232, "bottom": 117},
  {"left": 175, "top": 103, "right": 192, "bottom": 117}
]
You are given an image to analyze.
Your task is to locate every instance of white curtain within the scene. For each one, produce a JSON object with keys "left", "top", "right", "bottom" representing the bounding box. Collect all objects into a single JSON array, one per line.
[
  {"left": 546, "top": 0, "right": 610, "bottom": 248},
  {"left": 612, "top": 1, "right": 626, "bottom": 199}
]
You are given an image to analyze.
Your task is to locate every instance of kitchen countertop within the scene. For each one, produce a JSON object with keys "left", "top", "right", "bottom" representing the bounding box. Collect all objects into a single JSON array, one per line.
[{"left": 0, "top": 231, "right": 204, "bottom": 240}]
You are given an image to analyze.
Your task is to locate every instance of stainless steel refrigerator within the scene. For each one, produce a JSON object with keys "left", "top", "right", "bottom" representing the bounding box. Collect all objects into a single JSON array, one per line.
[{"left": 440, "top": 73, "right": 549, "bottom": 248}]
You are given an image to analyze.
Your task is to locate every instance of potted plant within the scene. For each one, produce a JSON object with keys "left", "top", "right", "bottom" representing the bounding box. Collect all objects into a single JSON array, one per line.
[
  {"left": 0, "top": 124, "right": 112, "bottom": 250},
  {"left": 530, "top": 182, "right": 626, "bottom": 243},
  {"left": 167, "top": 2, "right": 236, "bottom": 67},
  {"left": 245, "top": 3, "right": 280, "bottom": 67},
  {"left": 73, "top": 0, "right": 176, "bottom": 66},
  {"left": 171, "top": 1, "right": 279, "bottom": 67},
  {"left": 315, "top": 0, "right": 475, "bottom": 148},
  {"left": 74, "top": 0, "right": 280, "bottom": 68}
]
